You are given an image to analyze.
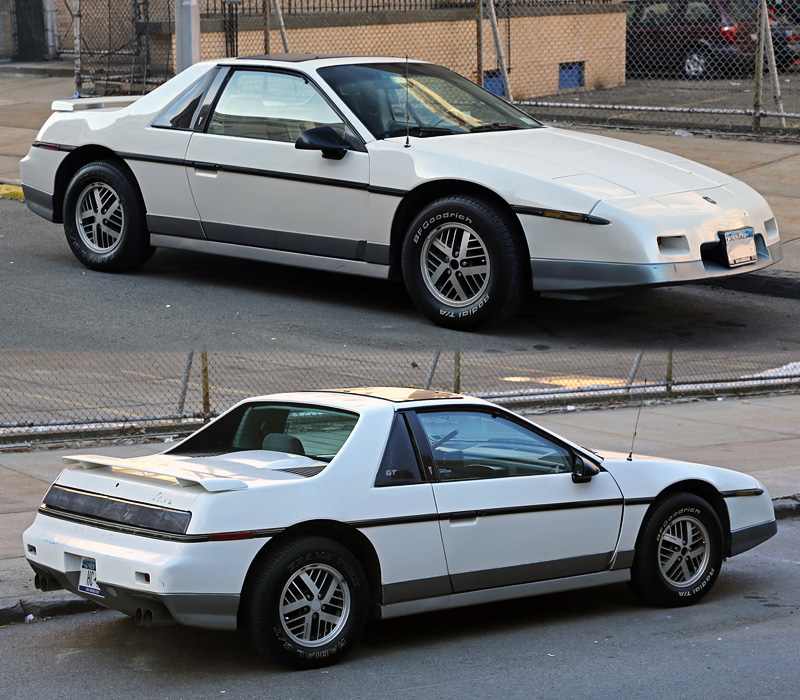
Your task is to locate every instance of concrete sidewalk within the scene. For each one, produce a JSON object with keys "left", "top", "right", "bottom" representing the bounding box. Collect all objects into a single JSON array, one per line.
[{"left": 2, "top": 392, "right": 799, "bottom": 625}]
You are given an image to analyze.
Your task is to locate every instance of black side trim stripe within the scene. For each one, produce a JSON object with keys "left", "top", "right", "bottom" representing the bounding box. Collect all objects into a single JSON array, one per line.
[
  {"left": 720, "top": 488, "right": 764, "bottom": 498},
  {"left": 623, "top": 497, "right": 655, "bottom": 506},
  {"left": 512, "top": 204, "right": 611, "bottom": 226},
  {"left": 451, "top": 551, "right": 613, "bottom": 593},
  {"left": 383, "top": 575, "right": 452, "bottom": 605},
  {"left": 38, "top": 507, "right": 284, "bottom": 543},
  {"left": 117, "top": 151, "right": 185, "bottom": 167},
  {"left": 352, "top": 497, "right": 624, "bottom": 529}
]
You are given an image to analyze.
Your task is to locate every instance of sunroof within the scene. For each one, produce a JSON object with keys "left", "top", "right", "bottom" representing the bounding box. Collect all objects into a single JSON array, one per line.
[{"left": 325, "top": 387, "right": 463, "bottom": 402}]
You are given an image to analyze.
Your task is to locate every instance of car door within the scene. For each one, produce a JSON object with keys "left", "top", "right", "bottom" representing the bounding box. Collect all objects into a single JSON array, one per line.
[
  {"left": 408, "top": 408, "right": 624, "bottom": 594},
  {"left": 185, "top": 68, "right": 370, "bottom": 261}
]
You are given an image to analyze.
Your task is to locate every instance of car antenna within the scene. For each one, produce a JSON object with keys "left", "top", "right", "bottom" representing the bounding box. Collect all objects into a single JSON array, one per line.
[
  {"left": 404, "top": 56, "right": 411, "bottom": 149},
  {"left": 627, "top": 378, "right": 646, "bottom": 462}
]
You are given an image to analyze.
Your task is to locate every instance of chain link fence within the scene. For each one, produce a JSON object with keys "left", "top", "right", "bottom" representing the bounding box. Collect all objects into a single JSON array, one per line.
[
  {"left": 2, "top": 349, "right": 799, "bottom": 445},
  {"left": 43, "top": 0, "right": 799, "bottom": 134}
]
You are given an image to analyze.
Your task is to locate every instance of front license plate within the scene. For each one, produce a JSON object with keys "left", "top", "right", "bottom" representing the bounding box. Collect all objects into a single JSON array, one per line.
[
  {"left": 723, "top": 228, "right": 757, "bottom": 267},
  {"left": 78, "top": 557, "right": 103, "bottom": 597}
]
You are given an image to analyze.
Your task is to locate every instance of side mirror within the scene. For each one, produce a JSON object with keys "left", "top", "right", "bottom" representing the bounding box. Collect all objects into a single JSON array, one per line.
[
  {"left": 572, "top": 455, "right": 600, "bottom": 484},
  {"left": 295, "top": 126, "right": 351, "bottom": 160}
]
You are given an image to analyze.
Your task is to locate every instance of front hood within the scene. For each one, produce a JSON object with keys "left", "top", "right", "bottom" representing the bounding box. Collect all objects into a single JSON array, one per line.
[{"left": 401, "top": 127, "right": 734, "bottom": 198}]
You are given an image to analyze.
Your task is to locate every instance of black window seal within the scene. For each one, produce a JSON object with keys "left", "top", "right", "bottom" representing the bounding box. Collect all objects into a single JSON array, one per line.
[
  {"left": 373, "top": 412, "right": 426, "bottom": 487},
  {"left": 197, "top": 65, "right": 367, "bottom": 153},
  {"left": 193, "top": 65, "right": 232, "bottom": 132},
  {"left": 405, "top": 405, "right": 602, "bottom": 483}
]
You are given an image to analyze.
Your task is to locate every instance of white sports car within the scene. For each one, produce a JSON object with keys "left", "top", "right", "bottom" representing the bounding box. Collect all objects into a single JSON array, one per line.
[
  {"left": 20, "top": 55, "right": 781, "bottom": 329},
  {"left": 24, "top": 388, "right": 776, "bottom": 668}
]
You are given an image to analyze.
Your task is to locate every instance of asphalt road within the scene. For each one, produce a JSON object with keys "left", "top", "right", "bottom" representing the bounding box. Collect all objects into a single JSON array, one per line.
[
  {"left": 2, "top": 198, "right": 800, "bottom": 352},
  {"left": 1, "top": 519, "right": 797, "bottom": 699}
]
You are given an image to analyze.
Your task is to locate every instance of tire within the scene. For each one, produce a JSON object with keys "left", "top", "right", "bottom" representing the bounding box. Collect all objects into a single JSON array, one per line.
[
  {"left": 682, "top": 49, "right": 710, "bottom": 80},
  {"left": 62, "top": 160, "right": 154, "bottom": 272},
  {"left": 401, "top": 196, "right": 527, "bottom": 330},
  {"left": 630, "top": 493, "right": 723, "bottom": 608},
  {"left": 241, "top": 537, "right": 369, "bottom": 669}
]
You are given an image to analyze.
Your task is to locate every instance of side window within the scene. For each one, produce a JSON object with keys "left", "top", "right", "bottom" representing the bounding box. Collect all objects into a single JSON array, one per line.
[
  {"left": 415, "top": 410, "right": 573, "bottom": 482},
  {"left": 636, "top": 1, "right": 674, "bottom": 25},
  {"left": 153, "top": 68, "right": 218, "bottom": 130},
  {"left": 375, "top": 414, "right": 424, "bottom": 486},
  {"left": 207, "top": 70, "right": 345, "bottom": 143}
]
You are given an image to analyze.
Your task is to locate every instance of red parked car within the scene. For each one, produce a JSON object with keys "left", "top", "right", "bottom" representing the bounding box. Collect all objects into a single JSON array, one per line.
[{"left": 627, "top": 0, "right": 799, "bottom": 79}]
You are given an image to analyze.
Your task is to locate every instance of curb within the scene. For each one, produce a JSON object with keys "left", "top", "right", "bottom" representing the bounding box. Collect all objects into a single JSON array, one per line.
[
  {"left": 2, "top": 493, "right": 798, "bottom": 627},
  {"left": 0, "top": 183, "right": 24, "bottom": 201},
  {"left": 0, "top": 592, "right": 99, "bottom": 626}
]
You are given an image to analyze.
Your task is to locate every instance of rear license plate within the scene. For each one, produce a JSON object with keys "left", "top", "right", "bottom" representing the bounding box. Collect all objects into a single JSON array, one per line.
[
  {"left": 723, "top": 228, "right": 757, "bottom": 267},
  {"left": 78, "top": 557, "right": 103, "bottom": 597}
]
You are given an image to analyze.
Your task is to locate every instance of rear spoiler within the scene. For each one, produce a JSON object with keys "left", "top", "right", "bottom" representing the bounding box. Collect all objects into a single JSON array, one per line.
[
  {"left": 62, "top": 455, "right": 248, "bottom": 492},
  {"left": 51, "top": 95, "right": 142, "bottom": 112}
]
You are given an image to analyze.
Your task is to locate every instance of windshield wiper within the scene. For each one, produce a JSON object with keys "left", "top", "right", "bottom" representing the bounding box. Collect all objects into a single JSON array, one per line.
[
  {"left": 379, "top": 125, "right": 458, "bottom": 139},
  {"left": 469, "top": 122, "right": 525, "bottom": 133}
]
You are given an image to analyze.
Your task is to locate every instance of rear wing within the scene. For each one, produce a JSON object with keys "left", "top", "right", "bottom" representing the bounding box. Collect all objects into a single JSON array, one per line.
[
  {"left": 62, "top": 455, "right": 248, "bottom": 492},
  {"left": 51, "top": 96, "right": 142, "bottom": 112}
]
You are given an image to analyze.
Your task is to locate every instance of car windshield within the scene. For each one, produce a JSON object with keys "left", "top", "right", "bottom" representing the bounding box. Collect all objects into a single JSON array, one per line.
[
  {"left": 167, "top": 402, "right": 359, "bottom": 462},
  {"left": 317, "top": 62, "right": 540, "bottom": 139}
]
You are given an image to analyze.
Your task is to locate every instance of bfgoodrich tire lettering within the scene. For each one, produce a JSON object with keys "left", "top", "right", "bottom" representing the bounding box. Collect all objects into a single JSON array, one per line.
[
  {"left": 62, "top": 160, "right": 154, "bottom": 272},
  {"left": 241, "top": 536, "right": 369, "bottom": 669},
  {"left": 630, "top": 493, "right": 723, "bottom": 608},
  {"left": 401, "top": 195, "right": 527, "bottom": 330}
]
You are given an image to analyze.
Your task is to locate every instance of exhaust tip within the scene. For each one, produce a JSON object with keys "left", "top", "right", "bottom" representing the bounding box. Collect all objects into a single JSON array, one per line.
[
  {"left": 143, "top": 609, "right": 154, "bottom": 627},
  {"left": 134, "top": 608, "right": 144, "bottom": 626}
]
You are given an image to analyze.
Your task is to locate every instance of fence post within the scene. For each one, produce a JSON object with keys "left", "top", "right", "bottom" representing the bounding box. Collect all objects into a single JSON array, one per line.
[
  {"left": 453, "top": 351, "right": 462, "bottom": 393},
  {"left": 476, "top": 0, "right": 483, "bottom": 87},
  {"left": 176, "top": 351, "right": 194, "bottom": 415},
  {"left": 175, "top": 0, "right": 200, "bottom": 74},
  {"left": 72, "top": 0, "right": 81, "bottom": 97},
  {"left": 424, "top": 350, "right": 441, "bottom": 390},
  {"left": 201, "top": 350, "right": 211, "bottom": 421},
  {"left": 665, "top": 350, "right": 674, "bottom": 398},
  {"left": 485, "top": 0, "right": 512, "bottom": 100},
  {"left": 753, "top": 0, "right": 765, "bottom": 129},
  {"left": 626, "top": 350, "right": 644, "bottom": 394}
]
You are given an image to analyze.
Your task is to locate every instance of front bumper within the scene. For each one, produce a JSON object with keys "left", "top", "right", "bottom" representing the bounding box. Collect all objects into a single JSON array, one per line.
[
  {"left": 531, "top": 239, "right": 782, "bottom": 292},
  {"left": 729, "top": 519, "right": 778, "bottom": 557}
]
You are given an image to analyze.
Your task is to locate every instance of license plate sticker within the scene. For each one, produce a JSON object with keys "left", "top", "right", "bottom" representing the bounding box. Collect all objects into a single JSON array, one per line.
[
  {"left": 78, "top": 557, "right": 103, "bottom": 597},
  {"left": 723, "top": 228, "right": 757, "bottom": 267}
]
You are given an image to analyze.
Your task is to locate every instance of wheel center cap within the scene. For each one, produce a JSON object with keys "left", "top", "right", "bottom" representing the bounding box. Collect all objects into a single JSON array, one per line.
[
  {"left": 311, "top": 600, "right": 321, "bottom": 612},
  {"left": 450, "top": 260, "right": 459, "bottom": 270}
]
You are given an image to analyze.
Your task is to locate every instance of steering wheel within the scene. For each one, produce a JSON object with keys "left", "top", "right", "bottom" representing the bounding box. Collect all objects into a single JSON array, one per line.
[{"left": 431, "top": 429, "right": 459, "bottom": 449}]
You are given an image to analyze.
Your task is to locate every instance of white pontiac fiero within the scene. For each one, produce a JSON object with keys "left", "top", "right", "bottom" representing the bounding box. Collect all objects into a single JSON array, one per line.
[
  {"left": 20, "top": 55, "right": 781, "bottom": 329},
  {"left": 24, "top": 388, "right": 776, "bottom": 668}
]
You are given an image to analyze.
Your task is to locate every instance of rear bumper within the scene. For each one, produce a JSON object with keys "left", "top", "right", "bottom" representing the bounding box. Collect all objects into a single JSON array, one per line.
[
  {"left": 531, "top": 239, "right": 781, "bottom": 292},
  {"left": 27, "top": 559, "right": 240, "bottom": 629}
]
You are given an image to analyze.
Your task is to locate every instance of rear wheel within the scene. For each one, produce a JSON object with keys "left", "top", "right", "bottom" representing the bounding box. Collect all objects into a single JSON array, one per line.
[
  {"left": 401, "top": 196, "right": 527, "bottom": 330},
  {"left": 62, "top": 160, "right": 153, "bottom": 271},
  {"left": 630, "top": 493, "right": 723, "bottom": 607},
  {"left": 682, "top": 49, "right": 710, "bottom": 79},
  {"left": 241, "top": 537, "right": 369, "bottom": 669}
]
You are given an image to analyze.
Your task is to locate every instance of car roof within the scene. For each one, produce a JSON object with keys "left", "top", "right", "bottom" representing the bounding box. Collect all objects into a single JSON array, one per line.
[{"left": 217, "top": 54, "right": 425, "bottom": 70}]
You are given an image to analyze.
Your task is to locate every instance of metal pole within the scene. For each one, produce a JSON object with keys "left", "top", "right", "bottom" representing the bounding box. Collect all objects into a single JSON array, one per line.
[
  {"left": 476, "top": 0, "right": 483, "bottom": 87},
  {"left": 762, "top": 0, "right": 787, "bottom": 128},
  {"left": 262, "top": 0, "right": 270, "bottom": 55},
  {"left": 486, "top": 0, "right": 512, "bottom": 100},
  {"left": 626, "top": 350, "right": 645, "bottom": 388},
  {"left": 44, "top": 0, "right": 57, "bottom": 59},
  {"left": 453, "top": 351, "right": 462, "bottom": 394},
  {"left": 272, "top": 0, "right": 290, "bottom": 52},
  {"left": 73, "top": 0, "right": 82, "bottom": 97},
  {"left": 176, "top": 351, "right": 194, "bottom": 415},
  {"left": 424, "top": 350, "right": 441, "bottom": 390},
  {"left": 753, "top": 0, "right": 765, "bottom": 129},
  {"left": 201, "top": 350, "right": 211, "bottom": 420},
  {"left": 665, "top": 350, "right": 674, "bottom": 398},
  {"left": 175, "top": 0, "right": 200, "bottom": 74}
]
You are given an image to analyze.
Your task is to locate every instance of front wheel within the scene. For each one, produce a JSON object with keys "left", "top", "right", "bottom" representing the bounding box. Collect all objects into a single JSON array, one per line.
[
  {"left": 682, "top": 49, "right": 710, "bottom": 79},
  {"left": 62, "top": 160, "right": 153, "bottom": 271},
  {"left": 630, "top": 493, "right": 723, "bottom": 607},
  {"left": 241, "top": 537, "right": 369, "bottom": 669},
  {"left": 401, "top": 196, "right": 528, "bottom": 330}
]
